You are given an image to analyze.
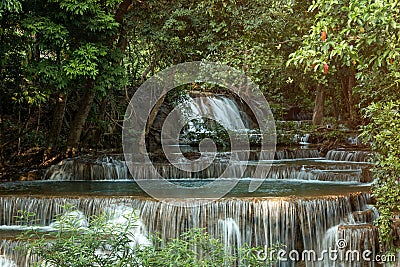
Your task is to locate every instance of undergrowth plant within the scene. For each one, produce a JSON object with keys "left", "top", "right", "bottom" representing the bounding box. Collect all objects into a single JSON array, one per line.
[
  {"left": 17, "top": 206, "right": 281, "bottom": 266},
  {"left": 361, "top": 101, "right": 400, "bottom": 253}
]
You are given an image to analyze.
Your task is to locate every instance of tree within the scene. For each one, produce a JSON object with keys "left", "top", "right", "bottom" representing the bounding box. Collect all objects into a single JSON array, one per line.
[
  {"left": 289, "top": 0, "right": 400, "bottom": 251},
  {"left": 204, "top": 0, "right": 314, "bottom": 112},
  {"left": 0, "top": 0, "right": 133, "bottom": 156},
  {"left": 288, "top": 0, "right": 400, "bottom": 125},
  {"left": 26, "top": 0, "right": 129, "bottom": 153},
  {"left": 126, "top": 0, "right": 315, "bottom": 121}
]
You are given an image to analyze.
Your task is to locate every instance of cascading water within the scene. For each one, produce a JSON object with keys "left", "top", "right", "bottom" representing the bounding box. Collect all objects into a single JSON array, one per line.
[
  {"left": 43, "top": 149, "right": 372, "bottom": 183},
  {"left": 0, "top": 240, "right": 32, "bottom": 267},
  {"left": 321, "top": 223, "right": 378, "bottom": 266},
  {"left": 274, "top": 149, "right": 320, "bottom": 160},
  {"left": 0, "top": 94, "right": 386, "bottom": 266},
  {"left": 0, "top": 193, "right": 373, "bottom": 266},
  {"left": 0, "top": 255, "right": 17, "bottom": 267},
  {"left": 218, "top": 218, "right": 242, "bottom": 256},
  {"left": 181, "top": 96, "right": 252, "bottom": 131},
  {"left": 45, "top": 156, "right": 128, "bottom": 180},
  {"left": 325, "top": 150, "right": 374, "bottom": 163}
]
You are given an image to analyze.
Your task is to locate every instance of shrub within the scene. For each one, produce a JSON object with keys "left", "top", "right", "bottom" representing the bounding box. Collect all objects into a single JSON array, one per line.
[
  {"left": 361, "top": 101, "right": 400, "bottom": 253},
  {"left": 17, "top": 206, "right": 280, "bottom": 266}
]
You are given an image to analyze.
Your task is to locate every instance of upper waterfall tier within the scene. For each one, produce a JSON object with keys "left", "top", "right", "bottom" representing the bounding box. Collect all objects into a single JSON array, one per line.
[
  {"left": 325, "top": 150, "right": 374, "bottom": 162},
  {"left": 44, "top": 149, "right": 372, "bottom": 182},
  {"left": 180, "top": 95, "right": 253, "bottom": 131}
]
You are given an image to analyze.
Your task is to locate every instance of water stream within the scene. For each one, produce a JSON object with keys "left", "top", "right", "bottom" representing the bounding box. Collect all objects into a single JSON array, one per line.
[{"left": 0, "top": 95, "right": 387, "bottom": 266}]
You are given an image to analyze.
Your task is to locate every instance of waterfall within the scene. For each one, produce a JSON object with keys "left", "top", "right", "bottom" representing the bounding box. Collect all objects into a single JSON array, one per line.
[
  {"left": 0, "top": 197, "right": 119, "bottom": 226},
  {"left": 274, "top": 149, "right": 320, "bottom": 160},
  {"left": 308, "top": 194, "right": 378, "bottom": 267},
  {"left": 298, "top": 197, "right": 355, "bottom": 256},
  {"left": 0, "top": 91, "right": 383, "bottom": 266},
  {"left": 0, "top": 240, "right": 32, "bottom": 267},
  {"left": 218, "top": 218, "right": 242, "bottom": 256},
  {"left": 104, "top": 204, "right": 151, "bottom": 247},
  {"left": 50, "top": 210, "right": 89, "bottom": 228},
  {"left": 265, "top": 164, "right": 371, "bottom": 182},
  {"left": 181, "top": 96, "right": 251, "bottom": 131},
  {"left": 43, "top": 159, "right": 371, "bottom": 182},
  {"left": 0, "top": 193, "right": 373, "bottom": 266},
  {"left": 325, "top": 150, "right": 374, "bottom": 163},
  {"left": 320, "top": 224, "right": 378, "bottom": 267},
  {"left": 293, "top": 133, "right": 311, "bottom": 145},
  {"left": 0, "top": 254, "right": 17, "bottom": 267},
  {"left": 44, "top": 156, "right": 129, "bottom": 180}
]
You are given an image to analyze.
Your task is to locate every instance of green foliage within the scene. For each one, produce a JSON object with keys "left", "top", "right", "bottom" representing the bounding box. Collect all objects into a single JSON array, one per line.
[
  {"left": 16, "top": 210, "right": 38, "bottom": 226},
  {"left": 18, "top": 207, "right": 280, "bottom": 266},
  {"left": 288, "top": 0, "right": 400, "bottom": 99},
  {"left": 360, "top": 101, "right": 400, "bottom": 252},
  {"left": 289, "top": 1, "right": 400, "bottom": 250},
  {"left": 182, "top": 118, "right": 231, "bottom": 149},
  {"left": 139, "top": 229, "right": 235, "bottom": 267},
  {"left": 19, "top": 206, "right": 143, "bottom": 267},
  {"left": 140, "top": 229, "right": 280, "bottom": 267},
  {"left": 0, "top": 0, "right": 129, "bottom": 157},
  {"left": 276, "top": 120, "right": 315, "bottom": 146},
  {"left": 2, "top": 0, "right": 125, "bottom": 102},
  {"left": 201, "top": 0, "right": 314, "bottom": 103},
  {"left": 164, "top": 86, "right": 190, "bottom": 107},
  {"left": 126, "top": 0, "right": 314, "bottom": 106},
  {"left": 0, "top": 0, "right": 317, "bottom": 157},
  {"left": 0, "top": 0, "right": 21, "bottom": 16},
  {"left": 63, "top": 43, "right": 104, "bottom": 79}
]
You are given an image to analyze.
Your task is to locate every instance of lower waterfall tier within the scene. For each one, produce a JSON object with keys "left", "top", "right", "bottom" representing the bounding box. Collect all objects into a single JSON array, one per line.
[{"left": 0, "top": 191, "right": 389, "bottom": 267}]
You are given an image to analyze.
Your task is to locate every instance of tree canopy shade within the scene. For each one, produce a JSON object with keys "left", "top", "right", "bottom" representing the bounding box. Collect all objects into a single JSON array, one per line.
[
  {"left": 1, "top": 0, "right": 316, "bottom": 156},
  {"left": 288, "top": 0, "right": 400, "bottom": 123},
  {"left": 1, "top": 0, "right": 132, "bottom": 156},
  {"left": 289, "top": 0, "right": 400, "bottom": 251},
  {"left": 0, "top": 0, "right": 21, "bottom": 15}
]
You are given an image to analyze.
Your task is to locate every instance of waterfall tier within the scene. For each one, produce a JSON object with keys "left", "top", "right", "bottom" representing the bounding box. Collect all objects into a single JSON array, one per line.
[
  {"left": 44, "top": 150, "right": 372, "bottom": 183},
  {"left": 325, "top": 150, "right": 374, "bottom": 163},
  {"left": 180, "top": 95, "right": 253, "bottom": 131},
  {"left": 0, "top": 193, "right": 376, "bottom": 266}
]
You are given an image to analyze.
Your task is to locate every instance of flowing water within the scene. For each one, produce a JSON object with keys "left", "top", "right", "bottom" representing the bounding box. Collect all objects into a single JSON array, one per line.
[
  {"left": 180, "top": 96, "right": 252, "bottom": 131},
  {"left": 0, "top": 95, "right": 390, "bottom": 266},
  {"left": 44, "top": 150, "right": 372, "bottom": 183},
  {"left": 0, "top": 192, "right": 373, "bottom": 266},
  {"left": 0, "top": 159, "right": 379, "bottom": 267}
]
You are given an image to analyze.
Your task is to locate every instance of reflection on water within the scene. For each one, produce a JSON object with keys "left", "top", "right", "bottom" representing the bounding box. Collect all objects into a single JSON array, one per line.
[{"left": 0, "top": 179, "right": 370, "bottom": 198}]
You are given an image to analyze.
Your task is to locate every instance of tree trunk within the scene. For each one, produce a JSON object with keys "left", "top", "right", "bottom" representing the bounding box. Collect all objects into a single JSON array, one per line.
[
  {"left": 0, "top": 113, "right": 3, "bottom": 168},
  {"left": 49, "top": 92, "right": 67, "bottom": 147},
  {"left": 115, "top": 0, "right": 135, "bottom": 51},
  {"left": 340, "top": 69, "right": 357, "bottom": 126},
  {"left": 312, "top": 86, "right": 325, "bottom": 125},
  {"left": 332, "top": 93, "right": 339, "bottom": 121},
  {"left": 340, "top": 77, "right": 348, "bottom": 120},
  {"left": 66, "top": 84, "right": 95, "bottom": 155},
  {"left": 347, "top": 70, "right": 356, "bottom": 123},
  {"left": 145, "top": 94, "right": 167, "bottom": 137},
  {"left": 145, "top": 67, "right": 176, "bottom": 136},
  {"left": 91, "top": 98, "right": 108, "bottom": 146}
]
